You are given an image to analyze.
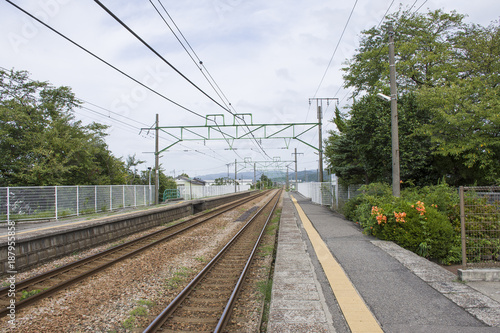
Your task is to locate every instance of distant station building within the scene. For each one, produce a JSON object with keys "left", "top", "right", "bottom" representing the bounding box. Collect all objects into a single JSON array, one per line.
[{"left": 175, "top": 176, "right": 207, "bottom": 189}]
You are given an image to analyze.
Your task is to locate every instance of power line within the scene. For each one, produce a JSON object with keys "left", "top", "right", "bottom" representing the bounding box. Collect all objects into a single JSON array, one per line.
[
  {"left": 94, "top": 0, "right": 231, "bottom": 114},
  {"left": 149, "top": 0, "right": 231, "bottom": 110},
  {"left": 311, "top": 0, "right": 359, "bottom": 99},
  {"left": 5, "top": 0, "right": 208, "bottom": 122},
  {"left": 149, "top": 0, "right": 271, "bottom": 160},
  {"left": 333, "top": 0, "right": 397, "bottom": 104}
]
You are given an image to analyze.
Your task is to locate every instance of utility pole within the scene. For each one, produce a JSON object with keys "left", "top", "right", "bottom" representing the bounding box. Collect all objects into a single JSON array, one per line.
[
  {"left": 309, "top": 97, "right": 338, "bottom": 182},
  {"left": 286, "top": 167, "right": 289, "bottom": 191},
  {"left": 254, "top": 162, "right": 256, "bottom": 186},
  {"left": 154, "top": 114, "right": 159, "bottom": 205},
  {"left": 291, "top": 148, "right": 303, "bottom": 191},
  {"left": 388, "top": 24, "right": 400, "bottom": 197},
  {"left": 234, "top": 159, "right": 237, "bottom": 193}
]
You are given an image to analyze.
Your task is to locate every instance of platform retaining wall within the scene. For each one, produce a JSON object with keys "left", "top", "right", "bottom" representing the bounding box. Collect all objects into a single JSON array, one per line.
[{"left": 0, "top": 191, "right": 255, "bottom": 275}]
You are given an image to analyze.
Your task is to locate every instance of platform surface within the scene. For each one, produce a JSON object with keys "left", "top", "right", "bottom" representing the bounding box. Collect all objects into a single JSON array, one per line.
[{"left": 269, "top": 192, "right": 500, "bottom": 333}]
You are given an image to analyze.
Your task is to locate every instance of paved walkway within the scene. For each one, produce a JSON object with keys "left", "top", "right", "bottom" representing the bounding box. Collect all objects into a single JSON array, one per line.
[{"left": 269, "top": 192, "right": 500, "bottom": 333}]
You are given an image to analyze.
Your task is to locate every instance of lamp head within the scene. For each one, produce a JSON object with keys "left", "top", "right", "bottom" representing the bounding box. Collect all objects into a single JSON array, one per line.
[{"left": 377, "top": 93, "right": 391, "bottom": 102}]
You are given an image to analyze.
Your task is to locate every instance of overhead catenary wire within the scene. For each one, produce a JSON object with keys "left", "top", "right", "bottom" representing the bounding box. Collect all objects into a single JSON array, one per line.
[
  {"left": 149, "top": 0, "right": 271, "bottom": 160},
  {"left": 5, "top": 1, "right": 237, "bottom": 166},
  {"left": 332, "top": 0, "right": 397, "bottom": 107},
  {"left": 311, "top": 0, "right": 359, "bottom": 101},
  {"left": 95, "top": 0, "right": 270, "bottom": 160},
  {"left": 94, "top": 0, "right": 231, "bottom": 114},
  {"left": 1, "top": 67, "right": 227, "bottom": 163},
  {"left": 4, "top": 0, "right": 209, "bottom": 122}
]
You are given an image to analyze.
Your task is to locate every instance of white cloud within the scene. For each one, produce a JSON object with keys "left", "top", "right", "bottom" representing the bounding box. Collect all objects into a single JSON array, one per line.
[{"left": 1, "top": 0, "right": 498, "bottom": 178}]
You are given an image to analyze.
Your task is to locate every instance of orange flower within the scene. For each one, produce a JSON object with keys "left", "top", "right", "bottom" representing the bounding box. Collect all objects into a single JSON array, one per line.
[
  {"left": 414, "top": 201, "right": 426, "bottom": 215},
  {"left": 394, "top": 211, "right": 407, "bottom": 223}
]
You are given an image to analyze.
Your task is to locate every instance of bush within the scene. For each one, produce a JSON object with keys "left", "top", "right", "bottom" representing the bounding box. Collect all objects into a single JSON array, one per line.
[{"left": 344, "top": 182, "right": 459, "bottom": 262}]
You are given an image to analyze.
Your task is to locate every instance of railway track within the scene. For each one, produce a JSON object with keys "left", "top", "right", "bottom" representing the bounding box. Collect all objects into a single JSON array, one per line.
[
  {"left": 0, "top": 190, "right": 270, "bottom": 317},
  {"left": 143, "top": 189, "right": 282, "bottom": 333}
]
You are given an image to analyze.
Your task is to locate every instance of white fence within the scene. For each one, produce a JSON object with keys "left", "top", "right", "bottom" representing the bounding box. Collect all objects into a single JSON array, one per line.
[
  {"left": 179, "top": 184, "right": 251, "bottom": 200},
  {"left": 297, "top": 182, "right": 363, "bottom": 211},
  {"left": 0, "top": 185, "right": 153, "bottom": 222}
]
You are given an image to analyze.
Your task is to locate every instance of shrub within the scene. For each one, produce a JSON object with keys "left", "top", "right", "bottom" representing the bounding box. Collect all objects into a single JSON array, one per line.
[{"left": 344, "top": 182, "right": 459, "bottom": 261}]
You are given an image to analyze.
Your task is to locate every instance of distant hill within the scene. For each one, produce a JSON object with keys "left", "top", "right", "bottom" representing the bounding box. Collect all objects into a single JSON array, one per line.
[{"left": 195, "top": 169, "right": 325, "bottom": 182}]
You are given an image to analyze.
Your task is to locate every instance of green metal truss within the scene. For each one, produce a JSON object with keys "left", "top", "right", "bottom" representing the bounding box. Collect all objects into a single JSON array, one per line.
[{"left": 146, "top": 113, "right": 320, "bottom": 154}]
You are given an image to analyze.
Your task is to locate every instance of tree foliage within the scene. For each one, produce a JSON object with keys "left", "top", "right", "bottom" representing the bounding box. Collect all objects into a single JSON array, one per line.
[
  {"left": 0, "top": 69, "right": 127, "bottom": 186},
  {"left": 326, "top": 9, "right": 499, "bottom": 186}
]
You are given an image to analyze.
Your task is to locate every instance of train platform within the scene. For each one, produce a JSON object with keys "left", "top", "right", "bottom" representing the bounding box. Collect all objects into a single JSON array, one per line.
[
  {"left": 268, "top": 192, "right": 500, "bottom": 333},
  {"left": 0, "top": 199, "right": 185, "bottom": 239}
]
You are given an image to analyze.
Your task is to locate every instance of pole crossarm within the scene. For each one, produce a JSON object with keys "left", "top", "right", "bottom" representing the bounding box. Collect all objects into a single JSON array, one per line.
[{"left": 141, "top": 114, "right": 320, "bottom": 155}]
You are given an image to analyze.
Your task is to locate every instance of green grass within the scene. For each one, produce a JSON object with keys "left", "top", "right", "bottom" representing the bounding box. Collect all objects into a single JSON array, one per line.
[
  {"left": 129, "top": 306, "right": 147, "bottom": 316},
  {"left": 260, "top": 245, "right": 274, "bottom": 256},
  {"left": 136, "top": 299, "right": 155, "bottom": 308},
  {"left": 121, "top": 316, "right": 136, "bottom": 330},
  {"left": 257, "top": 279, "right": 274, "bottom": 323},
  {"left": 20, "top": 289, "right": 42, "bottom": 301},
  {"left": 165, "top": 267, "right": 193, "bottom": 290},
  {"left": 122, "top": 304, "right": 151, "bottom": 330}
]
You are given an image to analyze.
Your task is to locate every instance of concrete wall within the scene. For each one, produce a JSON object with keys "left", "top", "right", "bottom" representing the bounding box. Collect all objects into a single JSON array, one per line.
[{"left": 0, "top": 190, "right": 256, "bottom": 275}]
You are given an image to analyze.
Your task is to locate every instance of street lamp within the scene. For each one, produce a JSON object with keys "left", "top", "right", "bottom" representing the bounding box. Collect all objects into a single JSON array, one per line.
[{"left": 377, "top": 93, "right": 391, "bottom": 102}]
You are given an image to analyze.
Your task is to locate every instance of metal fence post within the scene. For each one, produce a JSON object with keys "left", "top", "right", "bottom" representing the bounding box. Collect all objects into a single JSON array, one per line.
[
  {"left": 76, "top": 186, "right": 80, "bottom": 216},
  {"left": 459, "top": 186, "right": 466, "bottom": 269},
  {"left": 110, "top": 186, "right": 113, "bottom": 211},
  {"left": 6, "top": 187, "right": 9, "bottom": 222},
  {"left": 55, "top": 186, "right": 58, "bottom": 220},
  {"left": 95, "top": 186, "right": 97, "bottom": 213},
  {"left": 134, "top": 186, "right": 137, "bottom": 207},
  {"left": 122, "top": 185, "right": 125, "bottom": 208}
]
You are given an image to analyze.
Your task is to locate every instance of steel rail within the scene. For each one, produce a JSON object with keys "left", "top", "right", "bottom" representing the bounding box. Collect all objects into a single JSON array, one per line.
[
  {"left": 214, "top": 190, "right": 281, "bottom": 332},
  {"left": 0, "top": 190, "right": 268, "bottom": 317},
  {"left": 143, "top": 189, "right": 282, "bottom": 333}
]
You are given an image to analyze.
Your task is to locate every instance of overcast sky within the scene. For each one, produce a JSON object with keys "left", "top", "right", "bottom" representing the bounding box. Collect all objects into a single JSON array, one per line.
[{"left": 1, "top": 0, "right": 499, "bottom": 180}]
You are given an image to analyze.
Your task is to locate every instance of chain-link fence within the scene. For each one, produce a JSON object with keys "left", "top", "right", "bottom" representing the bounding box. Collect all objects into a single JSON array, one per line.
[
  {"left": 297, "top": 182, "right": 363, "bottom": 211},
  {"left": 179, "top": 184, "right": 251, "bottom": 200},
  {"left": 460, "top": 186, "right": 500, "bottom": 267},
  {"left": 0, "top": 185, "right": 153, "bottom": 222}
]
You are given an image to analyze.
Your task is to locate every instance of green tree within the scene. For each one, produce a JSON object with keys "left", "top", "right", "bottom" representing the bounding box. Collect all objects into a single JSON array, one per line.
[
  {"left": 326, "top": 93, "right": 441, "bottom": 186},
  {"left": 254, "top": 174, "right": 273, "bottom": 189},
  {"left": 0, "top": 69, "right": 127, "bottom": 186},
  {"left": 328, "top": 9, "right": 499, "bottom": 186},
  {"left": 416, "top": 23, "right": 500, "bottom": 184},
  {"left": 214, "top": 177, "right": 228, "bottom": 185},
  {"left": 125, "top": 154, "right": 145, "bottom": 185}
]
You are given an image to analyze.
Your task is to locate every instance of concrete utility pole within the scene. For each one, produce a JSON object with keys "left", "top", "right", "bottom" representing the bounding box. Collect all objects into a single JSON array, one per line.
[
  {"left": 155, "top": 114, "right": 159, "bottom": 205},
  {"left": 317, "top": 104, "right": 323, "bottom": 182},
  {"left": 291, "top": 148, "right": 303, "bottom": 191},
  {"left": 286, "top": 168, "right": 289, "bottom": 191},
  {"left": 254, "top": 163, "right": 256, "bottom": 186},
  {"left": 234, "top": 159, "right": 237, "bottom": 193},
  {"left": 388, "top": 24, "right": 400, "bottom": 197},
  {"left": 309, "top": 97, "right": 338, "bottom": 183}
]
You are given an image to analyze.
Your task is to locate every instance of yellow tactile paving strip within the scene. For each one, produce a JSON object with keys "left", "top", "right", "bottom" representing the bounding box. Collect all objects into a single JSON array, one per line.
[{"left": 291, "top": 195, "right": 384, "bottom": 333}]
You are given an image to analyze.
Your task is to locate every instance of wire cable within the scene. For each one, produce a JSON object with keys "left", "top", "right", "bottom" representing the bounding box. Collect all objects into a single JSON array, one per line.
[
  {"left": 311, "top": 0, "right": 359, "bottom": 100},
  {"left": 94, "top": 0, "right": 231, "bottom": 113},
  {"left": 4, "top": 0, "right": 209, "bottom": 121},
  {"left": 150, "top": 0, "right": 271, "bottom": 160}
]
